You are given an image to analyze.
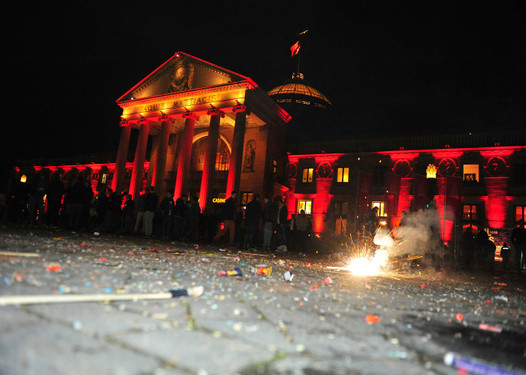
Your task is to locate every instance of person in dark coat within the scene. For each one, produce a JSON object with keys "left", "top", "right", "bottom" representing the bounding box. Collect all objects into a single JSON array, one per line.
[
  {"left": 185, "top": 195, "right": 201, "bottom": 242},
  {"left": 143, "top": 187, "right": 158, "bottom": 237},
  {"left": 102, "top": 188, "right": 123, "bottom": 233},
  {"left": 45, "top": 174, "right": 64, "bottom": 227},
  {"left": 160, "top": 192, "right": 175, "bottom": 239},
  {"left": 501, "top": 242, "right": 511, "bottom": 273},
  {"left": 213, "top": 191, "right": 237, "bottom": 245},
  {"left": 511, "top": 220, "right": 526, "bottom": 274},
  {"left": 275, "top": 196, "right": 288, "bottom": 248},
  {"left": 134, "top": 189, "right": 147, "bottom": 234},
  {"left": 262, "top": 196, "right": 277, "bottom": 250},
  {"left": 66, "top": 178, "right": 86, "bottom": 230},
  {"left": 244, "top": 194, "right": 262, "bottom": 250},
  {"left": 172, "top": 195, "right": 188, "bottom": 240},
  {"left": 122, "top": 194, "right": 135, "bottom": 234}
]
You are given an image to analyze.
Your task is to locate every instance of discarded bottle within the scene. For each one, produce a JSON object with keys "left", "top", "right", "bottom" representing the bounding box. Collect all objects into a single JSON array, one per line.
[
  {"left": 218, "top": 268, "right": 243, "bottom": 277},
  {"left": 250, "top": 265, "right": 272, "bottom": 276},
  {"left": 444, "top": 352, "right": 522, "bottom": 375}
]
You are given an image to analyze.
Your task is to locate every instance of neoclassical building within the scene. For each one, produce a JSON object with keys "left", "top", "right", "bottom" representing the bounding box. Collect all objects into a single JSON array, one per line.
[
  {"left": 17, "top": 52, "right": 526, "bottom": 258},
  {"left": 112, "top": 52, "right": 290, "bottom": 214}
]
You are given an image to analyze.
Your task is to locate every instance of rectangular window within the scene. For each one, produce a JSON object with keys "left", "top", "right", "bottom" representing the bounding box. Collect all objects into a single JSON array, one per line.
[
  {"left": 297, "top": 199, "right": 313, "bottom": 215},
  {"left": 241, "top": 192, "right": 253, "bottom": 207},
  {"left": 463, "top": 164, "right": 479, "bottom": 182},
  {"left": 302, "top": 168, "right": 314, "bottom": 183},
  {"left": 333, "top": 201, "right": 349, "bottom": 217},
  {"left": 371, "top": 201, "right": 386, "bottom": 217},
  {"left": 516, "top": 205, "right": 526, "bottom": 224},
  {"left": 463, "top": 204, "right": 478, "bottom": 221},
  {"left": 336, "top": 167, "right": 349, "bottom": 183}
]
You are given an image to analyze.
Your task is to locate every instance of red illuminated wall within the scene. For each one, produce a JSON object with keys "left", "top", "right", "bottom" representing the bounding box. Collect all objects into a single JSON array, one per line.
[
  {"left": 313, "top": 178, "right": 332, "bottom": 234},
  {"left": 436, "top": 176, "right": 463, "bottom": 244},
  {"left": 485, "top": 177, "right": 509, "bottom": 228}
]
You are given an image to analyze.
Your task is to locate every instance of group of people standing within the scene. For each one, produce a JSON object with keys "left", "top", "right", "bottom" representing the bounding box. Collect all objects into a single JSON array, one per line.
[
  {"left": 4, "top": 174, "right": 319, "bottom": 252},
  {"left": 463, "top": 220, "right": 526, "bottom": 275},
  {"left": 212, "top": 192, "right": 312, "bottom": 252}
]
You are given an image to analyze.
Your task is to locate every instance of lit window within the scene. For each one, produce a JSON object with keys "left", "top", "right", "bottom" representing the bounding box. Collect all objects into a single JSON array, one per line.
[
  {"left": 272, "top": 160, "right": 278, "bottom": 175},
  {"left": 297, "top": 199, "right": 312, "bottom": 215},
  {"left": 463, "top": 204, "right": 478, "bottom": 221},
  {"left": 516, "top": 205, "right": 526, "bottom": 225},
  {"left": 371, "top": 201, "right": 386, "bottom": 217},
  {"left": 302, "top": 168, "right": 314, "bottom": 183},
  {"left": 241, "top": 192, "right": 253, "bottom": 207},
  {"left": 336, "top": 167, "right": 349, "bottom": 183},
  {"left": 463, "top": 164, "right": 479, "bottom": 182}
]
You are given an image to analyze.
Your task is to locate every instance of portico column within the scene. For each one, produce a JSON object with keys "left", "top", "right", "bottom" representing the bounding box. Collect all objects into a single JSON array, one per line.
[
  {"left": 146, "top": 135, "right": 159, "bottom": 189},
  {"left": 129, "top": 120, "right": 150, "bottom": 201},
  {"left": 199, "top": 114, "right": 221, "bottom": 213},
  {"left": 174, "top": 115, "right": 197, "bottom": 199},
  {"left": 112, "top": 123, "right": 131, "bottom": 194},
  {"left": 154, "top": 119, "right": 171, "bottom": 199},
  {"left": 226, "top": 111, "right": 246, "bottom": 195}
]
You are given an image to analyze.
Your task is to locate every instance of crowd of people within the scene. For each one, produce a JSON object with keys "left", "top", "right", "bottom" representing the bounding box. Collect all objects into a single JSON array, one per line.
[{"left": 0, "top": 178, "right": 314, "bottom": 252}]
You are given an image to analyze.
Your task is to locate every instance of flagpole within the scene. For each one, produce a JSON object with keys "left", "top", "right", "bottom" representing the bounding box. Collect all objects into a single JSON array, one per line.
[{"left": 294, "top": 30, "right": 308, "bottom": 78}]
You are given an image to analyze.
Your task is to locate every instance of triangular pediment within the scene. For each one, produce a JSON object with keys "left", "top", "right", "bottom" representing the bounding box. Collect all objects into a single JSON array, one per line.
[{"left": 117, "top": 52, "right": 253, "bottom": 103}]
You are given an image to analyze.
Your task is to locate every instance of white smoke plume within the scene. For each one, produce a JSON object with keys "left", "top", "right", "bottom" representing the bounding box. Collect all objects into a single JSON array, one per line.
[{"left": 375, "top": 208, "right": 443, "bottom": 260}]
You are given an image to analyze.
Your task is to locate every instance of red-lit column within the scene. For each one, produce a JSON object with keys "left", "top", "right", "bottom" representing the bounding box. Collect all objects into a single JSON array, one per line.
[
  {"left": 226, "top": 110, "right": 246, "bottom": 195},
  {"left": 112, "top": 123, "right": 131, "bottom": 194},
  {"left": 199, "top": 113, "right": 221, "bottom": 213},
  {"left": 174, "top": 115, "right": 198, "bottom": 199},
  {"left": 154, "top": 119, "right": 171, "bottom": 198},
  {"left": 129, "top": 120, "right": 150, "bottom": 201}
]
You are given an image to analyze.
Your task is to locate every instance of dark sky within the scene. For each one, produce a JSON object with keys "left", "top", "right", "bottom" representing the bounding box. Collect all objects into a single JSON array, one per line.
[{"left": 4, "top": 0, "right": 525, "bottom": 166}]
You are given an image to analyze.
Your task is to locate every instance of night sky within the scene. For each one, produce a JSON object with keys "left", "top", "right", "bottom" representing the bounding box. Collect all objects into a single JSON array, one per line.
[{"left": 4, "top": 0, "right": 525, "bottom": 167}]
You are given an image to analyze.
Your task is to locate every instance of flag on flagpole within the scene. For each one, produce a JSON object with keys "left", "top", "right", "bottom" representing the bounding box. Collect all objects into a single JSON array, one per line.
[{"left": 290, "top": 40, "right": 301, "bottom": 57}]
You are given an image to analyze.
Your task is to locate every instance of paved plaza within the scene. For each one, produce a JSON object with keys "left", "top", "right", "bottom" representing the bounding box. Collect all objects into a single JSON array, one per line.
[{"left": 1, "top": 226, "right": 525, "bottom": 375}]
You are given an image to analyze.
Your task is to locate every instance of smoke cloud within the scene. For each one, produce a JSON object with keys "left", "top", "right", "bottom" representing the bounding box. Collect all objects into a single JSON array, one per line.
[{"left": 375, "top": 208, "right": 444, "bottom": 261}]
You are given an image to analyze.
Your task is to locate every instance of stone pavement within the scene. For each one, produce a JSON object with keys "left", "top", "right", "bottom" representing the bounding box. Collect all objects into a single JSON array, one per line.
[{"left": 1, "top": 226, "right": 525, "bottom": 375}]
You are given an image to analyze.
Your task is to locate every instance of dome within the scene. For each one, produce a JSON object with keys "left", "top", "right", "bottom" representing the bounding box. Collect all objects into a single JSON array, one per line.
[{"left": 268, "top": 73, "right": 332, "bottom": 110}]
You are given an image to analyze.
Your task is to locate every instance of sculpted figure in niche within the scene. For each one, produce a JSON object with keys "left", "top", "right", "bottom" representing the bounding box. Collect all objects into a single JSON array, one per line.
[
  {"left": 168, "top": 59, "right": 194, "bottom": 92},
  {"left": 244, "top": 140, "right": 256, "bottom": 172}
]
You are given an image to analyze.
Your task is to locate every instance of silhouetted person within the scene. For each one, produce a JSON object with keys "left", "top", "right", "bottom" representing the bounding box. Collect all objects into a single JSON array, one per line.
[
  {"left": 244, "top": 194, "right": 261, "bottom": 249},
  {"left": 123, "top": 194, "right": 135, "bottom": 234},
  {"left": 262, "top": 196, "right": 276, "bottom": 250},
  {"left": 295, "top": 209, "right": 310, "bottom": 252},
  {"left": 173, "top": 195, "right": 188, "bottom": 240},
  {"left": 511, "top": 220, "right": 526, "bottom": 275},
  {"left": 501, "top": 242, "right": 511, "bottom": 273},
  {"left": 143, "top": 187, "right": 158, "bottom": 237},
  {"left": 462, "top": 228, "right": 477, "bottom": 269},
  {"left": 213, "top": 191, "right": 237, "bottom": 246},
  {"left": 160, "top": 192, "right": 174, "bottom": 239},
  {"left": 186, "top": 196, "right": 201, "bottom": 242},
  {"left": 66, "top": 178, "right": 86, "bottom": 230},
  {"left": 275, "top": 196, "right": 288, "bottom": 249},
  {"left": 134, "top": 189, "right": 147, "bottom": 234}
]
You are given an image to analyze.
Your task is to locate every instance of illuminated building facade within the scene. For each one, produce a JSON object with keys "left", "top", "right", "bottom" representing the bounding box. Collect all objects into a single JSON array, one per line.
[
  {"left": 284, "top": 136, "right": 526, "bottom": 246},
  {"left": 113, "top": 52, "right": 290, "bottom": 214},
  {"left": 15, "top": 52, "right": 526, "bottom": 251}
]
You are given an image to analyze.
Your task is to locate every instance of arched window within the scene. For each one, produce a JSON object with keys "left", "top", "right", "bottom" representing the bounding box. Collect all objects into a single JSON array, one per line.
[{"left": 191, "top": 136, "right": 230, "bottom": 171}]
